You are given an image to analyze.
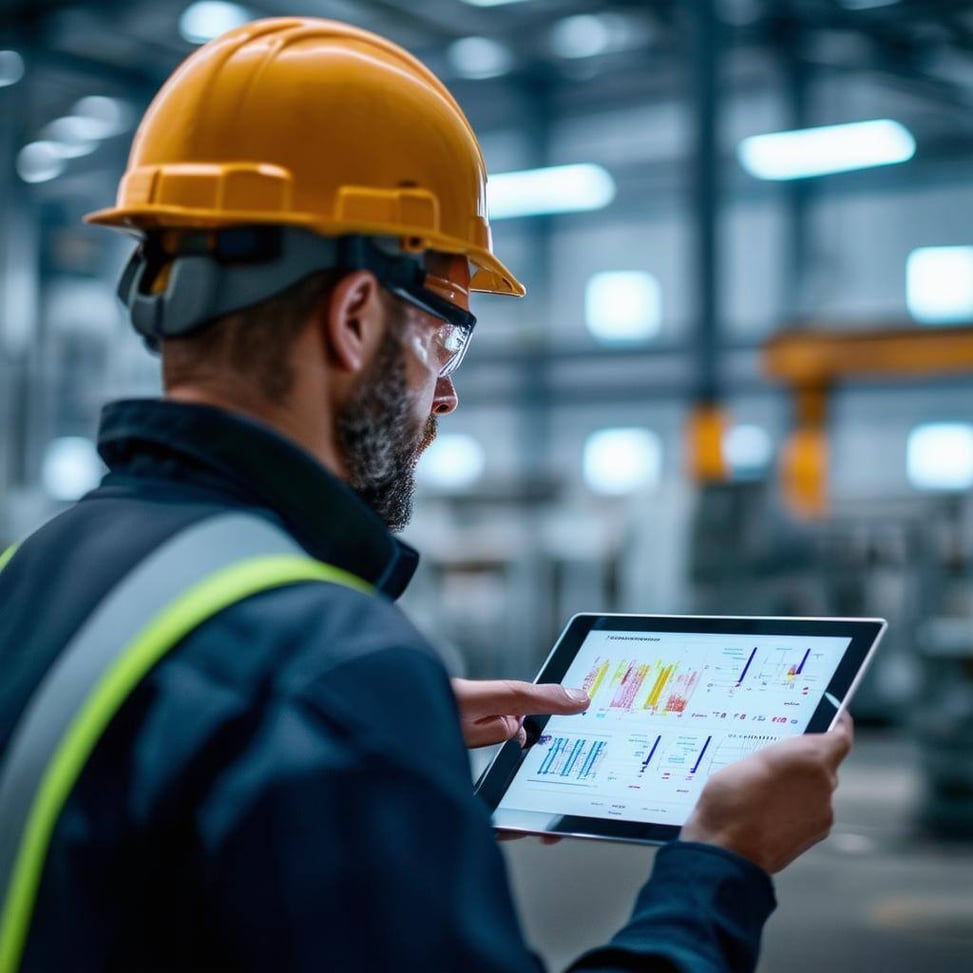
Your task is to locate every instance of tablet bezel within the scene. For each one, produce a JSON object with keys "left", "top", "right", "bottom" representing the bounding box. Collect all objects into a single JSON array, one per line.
[{"left": 477, "top": 613, "right": 887, "bottom": 846}]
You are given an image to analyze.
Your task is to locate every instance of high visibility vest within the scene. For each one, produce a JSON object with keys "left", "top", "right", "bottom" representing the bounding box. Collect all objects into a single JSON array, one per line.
[{"left": 0, "top": 513, "right": 373, "bottom": 972}]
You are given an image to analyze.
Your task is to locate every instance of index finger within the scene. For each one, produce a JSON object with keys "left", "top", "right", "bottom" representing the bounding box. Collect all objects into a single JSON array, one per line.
[{"left": 456, "top": 679, "right": 590, "bottom": 717}]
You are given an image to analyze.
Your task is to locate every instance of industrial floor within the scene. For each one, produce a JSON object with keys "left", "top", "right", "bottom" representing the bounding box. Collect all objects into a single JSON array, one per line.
[{"left": 498, "top": 730, "right": 973, "bottom": 972}]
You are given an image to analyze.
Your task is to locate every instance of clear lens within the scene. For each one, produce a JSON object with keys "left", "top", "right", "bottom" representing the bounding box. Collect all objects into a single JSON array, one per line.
[
  {"left": 438, "top": 322, "right": 472, "bottom": 376},
  {"left": 389, "top": 284, "right": 474, "bottom": 377},
  {"left": 442, "top": 324, "right": 465, "bottom": 355}
]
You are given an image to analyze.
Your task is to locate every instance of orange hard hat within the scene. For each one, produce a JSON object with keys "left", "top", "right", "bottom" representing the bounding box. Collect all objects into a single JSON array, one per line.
[{"left": 86, "top": 17, "right": 524, "bottom": 298}]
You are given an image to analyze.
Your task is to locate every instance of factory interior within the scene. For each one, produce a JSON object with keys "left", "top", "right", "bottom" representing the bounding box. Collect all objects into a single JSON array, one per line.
[{"left": 2, "top": 0, "right": 973, "bottom": 970}]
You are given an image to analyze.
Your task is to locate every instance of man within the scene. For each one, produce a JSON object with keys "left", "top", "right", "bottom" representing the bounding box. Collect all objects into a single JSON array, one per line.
[{"left": 0, "top": 18, "right": 852, "bottom": 972}]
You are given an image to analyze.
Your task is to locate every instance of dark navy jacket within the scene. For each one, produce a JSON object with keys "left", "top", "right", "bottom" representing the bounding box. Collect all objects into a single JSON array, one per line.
[{"left": 0, "top": 399, "right": 775, "bottom": 972}]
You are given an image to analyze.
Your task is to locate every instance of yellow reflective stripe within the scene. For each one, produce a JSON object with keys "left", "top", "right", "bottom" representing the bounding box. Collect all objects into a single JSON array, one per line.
[
  {"left": 0, "top": 554, "right": 371, "bottom": 973},
  {"left": 0, "top": 547, "right": 17, "bottom": 573}
]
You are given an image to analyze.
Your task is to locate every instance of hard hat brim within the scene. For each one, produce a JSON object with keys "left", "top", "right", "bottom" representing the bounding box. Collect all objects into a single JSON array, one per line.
[{"left": 85, "top": 205, "right": 526, "bottom": 298}]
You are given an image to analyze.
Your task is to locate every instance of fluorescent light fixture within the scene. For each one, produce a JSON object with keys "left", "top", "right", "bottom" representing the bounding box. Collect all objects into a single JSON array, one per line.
[
  {"left": 39, "top": 117, "right": 100, "bottom": 159},
  {"left": 488, "top": 163, "right": 615, "bottom": 220},
  {"left": 738, "top": 119, "right": 915, "bottom": 180},
  {"left": 17, "top": 142, "right": 66, "bottom": 184},
  {"left": 906, "top": 246, "right": 973, "bottom": 324},
  {"left": 549, "top": 13, "right": 645, "bottom": 60},
  {"left": 585, "top": 271, "right": 662, "bottom": 342},
  {"left": 42, "top": 437, "right": 105, "bottom": 501},
  {"left": 461, "top": 0, "right": 528, "bottom": 6},
  {"left": 71, "top": 95, "right": 132, "bottom": 139},
  {"left": 583, "top": 428, "right": 662, "bottom": 496},
  {"left": 0, "top": 50, "right": 25, "bottom": 88},
  {"left": 418, "top": 434, "right": 486, "bottom": 491},
  {"left": 907, "top": 423, "right": 973, "bottom": 491},
  {"left": 447, "top": 37, "right": 513, "bottom": 80},
  {"left": 179, "top": 1, "right": 254, "bottom": 44},
  {"left": 550, "top": 15, "right": 612, "bottom": 59},
  {"left": 723, "top": 424, "right": 773, "bottom": 474}
]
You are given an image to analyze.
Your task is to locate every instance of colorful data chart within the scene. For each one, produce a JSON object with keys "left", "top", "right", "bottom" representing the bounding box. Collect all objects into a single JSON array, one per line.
[
  {"left": 582, "top": 656, "right": 703, "bottom": 714},
  {"left": 755, "top": 647, "right": 817, "bottom": 689}
]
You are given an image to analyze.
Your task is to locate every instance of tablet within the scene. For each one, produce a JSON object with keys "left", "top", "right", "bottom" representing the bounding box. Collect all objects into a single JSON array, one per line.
[{"left": 477, "top": 613, "right": 886, "bottom": 846}]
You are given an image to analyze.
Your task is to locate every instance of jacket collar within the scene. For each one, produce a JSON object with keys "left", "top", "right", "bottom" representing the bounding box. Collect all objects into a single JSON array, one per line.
[{"left": 96, "top": 399, "right": 419, "bottom": 598}]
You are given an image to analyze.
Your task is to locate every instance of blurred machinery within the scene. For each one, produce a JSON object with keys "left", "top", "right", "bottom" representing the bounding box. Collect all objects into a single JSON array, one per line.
[
  {"left": 689, "top": 481, "right": 924, "bottom": 720},
  {"left": 912, "top": 495, "right": 973, "bottom": 838},
  {"left": 766, "top": 325, "right": 973, "bottom": 518},
  {"left": 686, "top": 325, "right": 973, "bottom": 836},
  {"left": 689, "top": 481, "right": 973, "bottom": 837}
]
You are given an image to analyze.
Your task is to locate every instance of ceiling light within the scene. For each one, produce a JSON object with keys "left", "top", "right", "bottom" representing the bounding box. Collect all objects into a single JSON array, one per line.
[
  {"left": 71, "top": 95, "right": 132, "bottom": 138},
  {"left": 0, "top": 50, "right": 25, "bottom": 88},
  {"left": 179, "top": 1, "right": 254, "bottom": 45},
  {"left": 41, "top": 437, "right": 105, "bottom": 501},
  {"left": 488, "top": 163, "right": 615, "bottom": 220},
  {"left": 737, "top": 119, "right": 915, "bottom": 180},
  {"left": 585, "top": 272, "right": 662, "bottom": 342},
  {"left": 460, "top": 0, "right": 529, "bottom": 6},
  {"left": 550, "top": 14, "right": 612, "bottom": 59},
  {"left": 584, "top": 428, "right": 662, "bottom": 496},
  {"left": 907, "top": 424, "right": 973, "bottom": 491},
  {"left": 39, "top": 117, "right": 100, "bottom": 159},
  {"left": 417, "top": 434, "right": 486, "bottom": 491},
  {"left": 447, "top": 37, "right": 513, "bottom": 80},
  {"left": 17, "top": 142, "right": 66, "bottom": 184},
  {"left": 906, "top": 246, "right": 973, "bottom": 324}
]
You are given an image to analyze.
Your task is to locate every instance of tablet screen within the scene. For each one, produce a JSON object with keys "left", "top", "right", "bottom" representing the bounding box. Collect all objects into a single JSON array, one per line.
[{"left": 482, "top": 614, "right": 885, "bottom": 843}]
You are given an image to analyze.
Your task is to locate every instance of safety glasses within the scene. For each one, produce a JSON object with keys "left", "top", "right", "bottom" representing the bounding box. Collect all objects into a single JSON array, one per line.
[
  {"left": 384, "top": 270, "right": 475, "bottom": 377},
  {"left": 347, "top": 239, "right": 477, "bottom": 378}
]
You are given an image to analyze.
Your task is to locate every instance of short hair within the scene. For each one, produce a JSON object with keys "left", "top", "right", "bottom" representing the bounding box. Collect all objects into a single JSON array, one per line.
[{"left": 161, "top": 269, "right": 338, "bottom": 403}]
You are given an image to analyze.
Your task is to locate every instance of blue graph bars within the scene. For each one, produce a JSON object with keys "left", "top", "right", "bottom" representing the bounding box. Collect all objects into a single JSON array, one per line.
[
  {"left": 579, "top": 741, "right": 606, "bottom": 779},
  {"left": 690, "top": 735, "right": 712, "bottom": 775},
  {"left": 736, "top": 647, "right": 757, "bottom": 685},
  {"left": 537, "top": 737, "right": 606, "bottom": 780},
  {"left": 640, "top": 734, "right": 662, "bottom": 775}
]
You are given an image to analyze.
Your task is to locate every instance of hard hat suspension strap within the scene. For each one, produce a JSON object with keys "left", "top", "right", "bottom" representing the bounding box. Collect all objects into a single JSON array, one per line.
[{"left": 119, "top": 229, "right": 475, "bottom": 351}]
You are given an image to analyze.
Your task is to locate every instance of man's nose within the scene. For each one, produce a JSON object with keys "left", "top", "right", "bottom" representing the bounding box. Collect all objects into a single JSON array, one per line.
[{"left": 432, "top": 375, "right": 458, "bottom": 415}]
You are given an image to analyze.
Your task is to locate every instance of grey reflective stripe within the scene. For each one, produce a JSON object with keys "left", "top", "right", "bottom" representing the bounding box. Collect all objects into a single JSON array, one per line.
[{"left": 0, "top": 514, "right": 304, "bottom": 932}]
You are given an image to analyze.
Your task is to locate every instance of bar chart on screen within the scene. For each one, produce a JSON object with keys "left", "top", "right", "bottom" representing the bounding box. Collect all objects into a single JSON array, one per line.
[
  {"left": 535, "top": 735, "right": 609, "bottom": 782},
  {"left": 521, "top": 725, "right": 785, "bottom": 816},
  {"left": 579, "top": 642, "right": 830, "bottom": 720},
  {"left": 495, "top": 627, "right": 856, "bottom": 827}
]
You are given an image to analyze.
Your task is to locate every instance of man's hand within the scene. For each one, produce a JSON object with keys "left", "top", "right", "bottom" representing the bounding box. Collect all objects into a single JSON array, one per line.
[
  {"left": 680, "top": 712, "right": 854, "bottom": 874},
  {"left": 451, "top": 678, "right": 590, "bottom": 749}
]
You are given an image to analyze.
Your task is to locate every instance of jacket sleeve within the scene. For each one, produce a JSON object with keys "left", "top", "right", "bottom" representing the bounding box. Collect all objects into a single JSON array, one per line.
[
  {"left": 194, "top": 636, "right": 774, "bottom": 973},
  {"left": 569, "top": 842, "right": 776, "bottom": 973}
]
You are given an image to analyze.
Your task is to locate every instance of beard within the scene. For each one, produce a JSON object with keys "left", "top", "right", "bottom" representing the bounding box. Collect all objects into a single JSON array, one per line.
[{"left": 335, "top": 326, "right": 436, "bottom": 531}]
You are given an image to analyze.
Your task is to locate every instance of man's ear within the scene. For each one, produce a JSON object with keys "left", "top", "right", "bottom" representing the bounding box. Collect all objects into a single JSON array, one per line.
[{"left": 318, "top": 270, "right": 385, "bottom": 373}]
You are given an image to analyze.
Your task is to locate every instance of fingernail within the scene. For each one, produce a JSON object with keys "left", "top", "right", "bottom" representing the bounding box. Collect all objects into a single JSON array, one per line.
[{"left": 566, "top": 688, "right": 589, "bottom": 703}]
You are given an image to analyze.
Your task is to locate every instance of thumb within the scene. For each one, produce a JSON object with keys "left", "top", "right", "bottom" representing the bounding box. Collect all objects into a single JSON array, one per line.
[{"left": 821, "top": 711, "right": 854, "bottom": 763}]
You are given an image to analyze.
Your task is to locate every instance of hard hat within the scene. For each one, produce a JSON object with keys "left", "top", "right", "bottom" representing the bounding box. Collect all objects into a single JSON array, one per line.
[{"left": 85, "top": 17, "right": 524, "bottom": 299}]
